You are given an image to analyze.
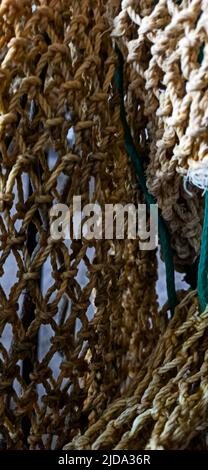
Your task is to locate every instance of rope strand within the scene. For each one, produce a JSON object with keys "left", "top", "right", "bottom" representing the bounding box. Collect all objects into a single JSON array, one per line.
[{"left": 197, "top": 191, "right": 208, "bottom": 313}]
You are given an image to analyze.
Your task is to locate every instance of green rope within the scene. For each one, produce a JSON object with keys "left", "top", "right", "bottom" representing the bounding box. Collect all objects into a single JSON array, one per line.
[
  {"left": 197, "top": 191, "right": 208, "bottom": 313},
  {"left": 197, "top": 43, "right": 205, "bottom": 65},
  {"left": 114, "top": 45, "right": 178, "bottom": 315},
  {"left": 196, "top": 41, "right": 206, "bottom": 314}
]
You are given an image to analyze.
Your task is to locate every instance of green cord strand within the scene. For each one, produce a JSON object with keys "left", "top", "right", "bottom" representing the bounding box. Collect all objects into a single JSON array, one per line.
[
  {"left": 114, "top": 45, "right": 177, "bottom": 315},
  {"left": 197, "top": 191, "right": 208, "bottom": 313},
  {"left": 196, "top": 41, "right": 206, "bottom": 314}
]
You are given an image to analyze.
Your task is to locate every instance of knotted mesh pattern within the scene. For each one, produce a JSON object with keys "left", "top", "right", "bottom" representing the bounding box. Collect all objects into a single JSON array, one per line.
[
  {"left": 0, "top": 0, "right": 208, "bottom": 452},
  {"left": 0, "top": 0, "right": 158, "bottom": 449}
]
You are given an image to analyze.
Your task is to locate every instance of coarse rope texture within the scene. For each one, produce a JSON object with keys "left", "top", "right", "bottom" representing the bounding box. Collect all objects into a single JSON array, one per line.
[
  {"left": 112, "top": 0, "right": 208, "bottom": 269},
  {"left": 0, "top": 0, "right": 207, "bottom": 451},
  {"left": 64, "top": 291, "right": 208, "bottom": 450}
]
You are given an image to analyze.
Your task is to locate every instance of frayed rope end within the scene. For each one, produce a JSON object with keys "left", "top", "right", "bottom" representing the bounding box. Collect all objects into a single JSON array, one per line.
[{"left": 183, "top": 159, "right": 208, "bottom": 196}]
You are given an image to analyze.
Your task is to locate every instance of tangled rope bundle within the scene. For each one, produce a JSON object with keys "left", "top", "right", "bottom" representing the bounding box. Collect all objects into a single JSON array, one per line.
[
  {"left": 0, "top": 0, "right": 208, "bottom": 450},
  {"left": 65, "top": 291, "right": 208, "bottom": 450}
]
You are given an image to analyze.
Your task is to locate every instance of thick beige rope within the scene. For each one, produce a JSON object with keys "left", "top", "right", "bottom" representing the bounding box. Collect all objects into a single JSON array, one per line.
[
  {"left": 64, "top": 290, "right": 208, "bottom": 450},
  {"left": 112, "top": 0, "right": 208, "bottom": 267}
]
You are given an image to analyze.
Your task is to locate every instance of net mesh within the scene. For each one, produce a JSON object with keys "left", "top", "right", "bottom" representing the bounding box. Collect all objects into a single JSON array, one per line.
[{"left": 0, "top": 0, "right": 207, "bottom": 451}]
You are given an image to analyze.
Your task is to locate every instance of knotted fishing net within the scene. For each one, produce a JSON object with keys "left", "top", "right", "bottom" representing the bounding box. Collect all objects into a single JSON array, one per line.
[{"left": 0, "top": 0, "right": 208, "bottom": 451}]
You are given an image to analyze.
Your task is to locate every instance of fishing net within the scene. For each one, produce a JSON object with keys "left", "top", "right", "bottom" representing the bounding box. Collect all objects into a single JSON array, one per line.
[{"left": 0, "top": 0, "right": 207, "bottom": 451}]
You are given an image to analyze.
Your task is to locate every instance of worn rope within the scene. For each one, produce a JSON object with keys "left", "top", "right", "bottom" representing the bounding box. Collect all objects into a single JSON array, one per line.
[
  {"left": 64, "top": 289, "right": 208, "bottom": 451},
  {"left": 114, "top": 45, "right": 177, "bottom": 315}
]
